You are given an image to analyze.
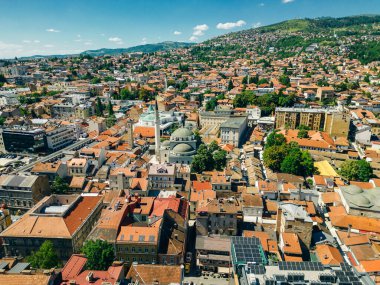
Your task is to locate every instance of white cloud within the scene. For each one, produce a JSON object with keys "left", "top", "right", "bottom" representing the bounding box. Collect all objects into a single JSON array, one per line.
[
  {"left": 216, "top": 20, "right": 246, "bottom": 30},
  {"left": 108, "top": 37, "right": 123, "bottom": 44},
  {"left": 173, "top": 31, "right": 182, "bottom": 35},
  {"left": 46, "top": 28, "right": 60, "bottom": 33},
  {"left": 259, "top": 2, "right": 265, "bottom": 6},
  {"left": 252, "top": 22, "right": 262, "bottom": 28},
  {"left": 282, "top": 0, "right": 294, "bottom": 3},
  {"left": 189, "top": 36, "right": 198, "bottom": 42},
  {"left": 84, "top": 42, "right": 93, "bottom": 46},
  {"left": 193, "top": 24, "right": 209, "bottom": 36},
  {"left": 141, "top": 37, "right": 147, "bottom": 44},
  {"left": 77, "top": 34, "right": 81, "bottom": 38},
  {"left": 23, "top": 40, "right": 40, "bottom": 44},
  {"left": 44, "top": 44, "right": 54, "bottom": 48}
]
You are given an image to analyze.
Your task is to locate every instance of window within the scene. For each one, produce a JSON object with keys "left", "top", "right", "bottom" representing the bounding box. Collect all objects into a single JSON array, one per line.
[{"left": 131, "top": 247, "right": 135, "bottom": 252}]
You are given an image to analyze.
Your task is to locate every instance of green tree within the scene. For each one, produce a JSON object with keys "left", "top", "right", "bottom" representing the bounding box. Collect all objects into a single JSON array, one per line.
[
  {"left": 51, "top": 176, "right": 69, "bottom": 194},
  {"left": 266, "top": 131, "right": 286, "bottom": 147},
  {"left": 213, "top": 149, "right": 228, "bottom": 171},
  {"left": 263, "top": 145, "right": 288, "bottom": 172},
  {"left": 208, "top": 141, "right": 220, "bottom": 153},
  {"left": 107, "top": 101, "right": 114, "bottom": 115},
  {"left": 96, "top": 97, "right": 104, "bottom": 116},
  {"left": 279, "top": 74, "right": 291, "bottom": 87},
  {"left": 106, "top": 114, "right": 117, "bottom": 128},
  {"left": 90, "top": 77, "right": 101, "bottom": 84},
  {"left": 205, "top": 98, "right": 217, "bottom": 111},
  {"left": 27, "top": 240, "right": 60, "bottom": 269},
  {"left": 227, "top": 79, "right": 234, "bottom": 91},
  {"left": 191, "top": 144, "right": 214, "bottom": 173},
  {"left": 82, "top": 240, "right": 115, "bottom": 270},
  {"left": 280, "top": 147, "right": 304, "bottom": 175},
  {"left": 297, "top": 125, "right": 310, "bottom": 138},
  {"left": 339, "top": 160, "right": 373, "bottom": 182},
  {"left": 0, "top": 116, "right": 5, "bottom": 126}
]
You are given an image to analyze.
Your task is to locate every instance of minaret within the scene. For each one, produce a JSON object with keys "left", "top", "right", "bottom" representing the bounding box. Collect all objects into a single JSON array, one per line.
[
  {"left": 154, "top": 99, "right": 161, "bottom": 163},
  {"left": 164, "top": 76, "right": 168, "bottom": 92},
  {"left": 126, "top": 118, "right": 134, "bottom": 149}
]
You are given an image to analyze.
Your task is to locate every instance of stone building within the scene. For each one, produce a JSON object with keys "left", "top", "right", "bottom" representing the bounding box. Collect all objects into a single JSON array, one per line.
[
  {"left": 116, "top": 224, "right": 161, "bottom": 265},
  {"left": 0, "top": 174, "right": 51, "bottom": 214},
  {"left": 0, "top": 194, "right": 103, "bottom": 261},
  {"left": 276, "top": 203, "right": 313, "bottom": 249},
  {"left": 196, "top": 197, "right": 242, "bottom": 236}
]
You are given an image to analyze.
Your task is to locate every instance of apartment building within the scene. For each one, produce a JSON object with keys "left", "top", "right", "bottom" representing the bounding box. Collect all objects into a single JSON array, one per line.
[
  {"left": 116, "top": 224, "right": 161, "bottom": 265},
  {"left": 275, "top": 107, "right": 350, "bottom": 138}
]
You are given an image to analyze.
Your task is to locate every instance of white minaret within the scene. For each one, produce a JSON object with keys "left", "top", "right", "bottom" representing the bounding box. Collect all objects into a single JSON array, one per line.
[
  {"left": 164, "top": 76, "right": 168, "bottom": 92},
  {"left": 154, "top": 99, "right": 161, "bottom": 163}
]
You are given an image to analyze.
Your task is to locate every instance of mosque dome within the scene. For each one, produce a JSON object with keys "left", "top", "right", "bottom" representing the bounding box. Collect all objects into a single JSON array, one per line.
[
  {"left": 172, "top": 143, "right": 194, "bottom": 154},
  {"left": 171, "top": 127, "right": 193, "bottom": 139}
]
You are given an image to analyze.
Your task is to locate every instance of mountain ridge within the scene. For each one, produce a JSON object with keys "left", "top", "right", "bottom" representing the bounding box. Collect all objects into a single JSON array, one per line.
[{"left": 18, "top": 41, "right": 194, "bottom": 60}]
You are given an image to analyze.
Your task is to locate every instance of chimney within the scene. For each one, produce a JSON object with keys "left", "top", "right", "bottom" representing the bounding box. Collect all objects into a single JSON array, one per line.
[{"left": 347, "top": 224, "right": 352, "bottom": 238}]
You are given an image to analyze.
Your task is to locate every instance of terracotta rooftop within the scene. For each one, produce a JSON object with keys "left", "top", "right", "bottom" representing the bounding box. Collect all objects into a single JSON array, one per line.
[
  {"left": 315, "top": 244, "right": 344, "bottom": 266},
  {"left": 126, "top": 264, "right": 182, "bottom": 285}
]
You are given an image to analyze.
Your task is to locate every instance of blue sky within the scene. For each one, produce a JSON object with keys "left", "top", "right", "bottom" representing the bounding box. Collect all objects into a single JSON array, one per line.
[{"left": 1, "top": 0, "right": 380, "bottom": 58}]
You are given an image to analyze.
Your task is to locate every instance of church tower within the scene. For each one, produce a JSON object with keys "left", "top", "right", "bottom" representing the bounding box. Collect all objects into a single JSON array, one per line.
[{"left": 154, "top": 99, "right": 161, "bottom": 162}]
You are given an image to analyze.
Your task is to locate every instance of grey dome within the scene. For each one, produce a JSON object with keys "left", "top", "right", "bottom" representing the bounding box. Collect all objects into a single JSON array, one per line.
[
  {"left": 172, "top": 143, "right": 194, "bottom": 153},
  {"left": 345, "top": 185, "right": 363, "bottom": 195},
  {"left": 171, "top": 127, "right": 193, "bottom": 139},
  {"left": 350, "top": 195, "right": 373, "bottom": 208}
]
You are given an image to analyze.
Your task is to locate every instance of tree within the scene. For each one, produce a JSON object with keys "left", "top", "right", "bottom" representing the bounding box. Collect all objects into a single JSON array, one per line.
[
  {"left": 191, "top": 144, "right": 214, "bottom": 173},
  {"left": 96, "top": 97, "right": 104, "bottom": 116},
  {"left": 51, "top": 176, "right": 69, "bottom": 194},
  {"left": 205, "top": 98, "right": 217, "bottom": 111},
  {"left": 82, "top": 240, "right": 115, "bottom": 270},
  {"left": 194, "top": 130, "right": 202, "bottom": 147},
  {"left": 90, "top": 77, "right": 101, "bottom": 84},
  {"left": 213, "top": 149, "right": 228, "bottom": 171},
  {"left": 279, "top": 74, "right": 291, "bottom": 87},
  {"left": 107, "top": 101, "right": 114, "bottom": 115},
  {"left": 27, "top": 240, "right": 60, "bottom": 269},
  {"left": 208, "top": 141, "right": 220, "bottom": 153},
  {"left": 242, "top": 76, "right": 248, "bottom": 85},
  {"left": 297, "top": 125, "right": 310, "bottom": 138},
  {"left": 263, "top": 145, "right": 287, "bottom": 172},
  {"left": 280, "top": 147, "right": 304, "bottom": 175},
  {"left": 266, "top": 131, "right": 286, "bottom": 147},
  {"left": 339, "top": 160, "right": 373, "bottom": 182},
  {"left": 106, "top": 114, "right": 117, "bottom": 128},
  {"left": 227, "top": 79, "right": 234, "bottom": 91}
]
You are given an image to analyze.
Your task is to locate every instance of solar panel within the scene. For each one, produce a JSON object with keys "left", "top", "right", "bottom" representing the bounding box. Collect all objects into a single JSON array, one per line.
[
  {"left": 319, "top": 274, "right": 336, "bottom": 283},
  {"left": 288, "top": 273, "right": 305, "bottom": 282},
  {"left": 249, "top": 264, "right": 266, "bottom": 275},
  {"left": 274, "top": 275, "right": 286, "bottom": 282},
  {"left": 278, "top": 261, "right": 324, "bottom": 271}
]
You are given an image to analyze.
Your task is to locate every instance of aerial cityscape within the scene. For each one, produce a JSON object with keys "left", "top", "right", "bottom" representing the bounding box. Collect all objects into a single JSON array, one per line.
[{"left": 1, "top": 0, "right": 380, "bottom": 284}]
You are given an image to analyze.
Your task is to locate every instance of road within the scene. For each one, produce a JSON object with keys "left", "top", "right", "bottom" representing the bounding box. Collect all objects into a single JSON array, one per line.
[{"left": 11, "top": 138, "right": 94, "bottom": 174}]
